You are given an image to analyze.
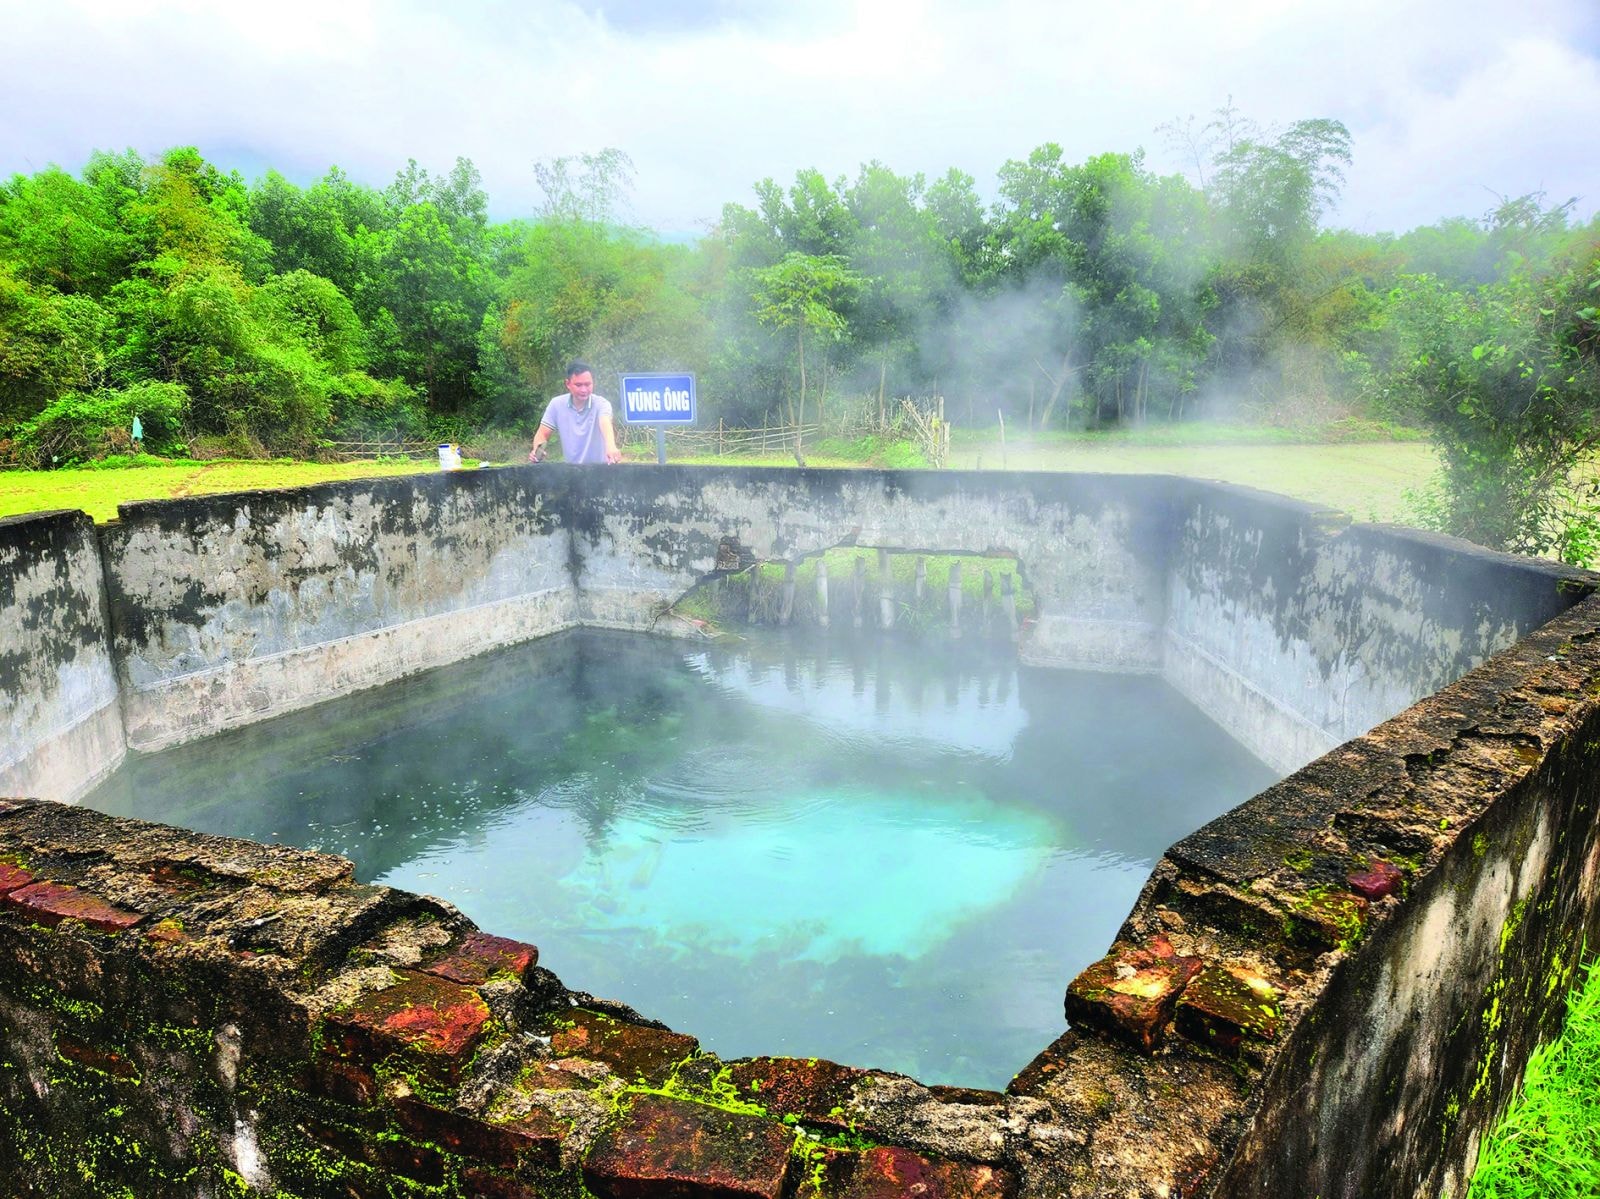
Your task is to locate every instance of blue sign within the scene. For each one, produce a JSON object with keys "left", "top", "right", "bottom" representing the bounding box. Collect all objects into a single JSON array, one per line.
[{"left": 620, "top": 373, "right": 696, "bottom": 424}]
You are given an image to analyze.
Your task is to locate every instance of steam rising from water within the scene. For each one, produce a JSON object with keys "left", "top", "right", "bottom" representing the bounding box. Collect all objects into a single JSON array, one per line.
[{"left": 85, "top": 629, "right": 1277, "bottom": 1085}]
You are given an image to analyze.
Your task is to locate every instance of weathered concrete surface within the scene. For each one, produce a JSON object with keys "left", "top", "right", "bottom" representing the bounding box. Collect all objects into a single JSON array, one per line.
[
  {"left": 1050, "top": 591, "right": 1600, "bottom": 1198},
  {"left": 20, "top": 465, "right": 1585, "bottom": 776},
  {"left": 91, "top": 467, "right": 1178, "bottom": 755},
  {"left": 566, "top": 467, "right": 1174, "bottom": 672},
  {"left": 0, "top": 511, "right": 125, "bottom": 802},
  {"left": 4, "top": 466, "right": 1600, "bottom": 1194},
  {"left": 1165, "top": 484, "right": 1582, "bottom": 773},
  {"left": 101, "top": 471, "right": 576, "bottom": 749}
]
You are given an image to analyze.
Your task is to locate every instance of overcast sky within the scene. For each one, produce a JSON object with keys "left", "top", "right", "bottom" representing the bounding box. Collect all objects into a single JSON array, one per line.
[{"left": 3, "top": 0, "right": 1598, "bottom": 236}]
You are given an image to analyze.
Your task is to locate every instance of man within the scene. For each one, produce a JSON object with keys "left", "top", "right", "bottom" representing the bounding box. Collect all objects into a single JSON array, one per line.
[{"left": 528, "top": 361, "right": 624, "bottom": 464}]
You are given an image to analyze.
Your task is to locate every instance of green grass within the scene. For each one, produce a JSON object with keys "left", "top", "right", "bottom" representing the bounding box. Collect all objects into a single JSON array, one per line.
[
  {"left": 949, "top": 436, "right": 1441, "bottom": 524},
  {"left": 1469, "top": 956, "right": 1600, "bottom": 1198},
  {"left": 0, "top": 458, "right": 442, "bottom": 522},
  {"left": 0, "top": 430, "right": 1443, "bottom": 527}
]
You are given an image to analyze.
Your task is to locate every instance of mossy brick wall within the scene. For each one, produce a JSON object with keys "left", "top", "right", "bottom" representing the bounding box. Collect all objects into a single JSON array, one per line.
[
  {"left": 1049, "top": 591, "right": 1600, "bottom": 1197},
  {"left": 0, "top": 509, "right": 124, "bottom": 802},
  {"left": 0, "top": 796, "right": 1073, "bottom": 1198}
]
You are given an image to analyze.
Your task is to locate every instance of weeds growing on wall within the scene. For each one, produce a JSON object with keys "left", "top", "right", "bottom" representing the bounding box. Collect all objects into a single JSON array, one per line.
[{"left": 1468, "top": 955, "right": 1600, "bottom": 1198}]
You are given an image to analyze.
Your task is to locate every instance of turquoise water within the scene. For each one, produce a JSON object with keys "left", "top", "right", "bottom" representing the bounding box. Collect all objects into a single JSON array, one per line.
[{"left": 85, "top": 630, "right": 1277, "bottom": 1088}]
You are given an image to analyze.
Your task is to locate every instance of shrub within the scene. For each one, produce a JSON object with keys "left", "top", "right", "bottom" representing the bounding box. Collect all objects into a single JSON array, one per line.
[
  {"left": 327, "top": 372, "right": 426, "bottom": 439},
  {"left": 15, "top": 381, "right": 188, "bottom": 465}
]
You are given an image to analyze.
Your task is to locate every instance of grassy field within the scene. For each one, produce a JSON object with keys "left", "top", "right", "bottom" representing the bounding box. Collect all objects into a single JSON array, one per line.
[
  {"left": 1469, "top": 957, "right": 1600, "bottom": 1198},
  {"left": 947, "top": 436, "right": 1441, "bottom": 524},
  {"left": 0, "top": 458, "right": 439, "bottom": 523},
  {"left": 0, "top": 436, "right": 1444, "bottom": 526}
]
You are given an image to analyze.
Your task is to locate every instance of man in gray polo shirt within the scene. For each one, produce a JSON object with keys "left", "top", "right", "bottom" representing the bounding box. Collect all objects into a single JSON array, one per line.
[{"left": 528, "top": 361, "right": 624, "bottom": 463}]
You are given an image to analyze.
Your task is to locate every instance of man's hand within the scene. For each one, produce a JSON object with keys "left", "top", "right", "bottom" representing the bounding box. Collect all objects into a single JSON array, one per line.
[
  {"left": 528, "top": 445, "right": 547, "bottom": 463},
  {"left": 605, "top": 447, "right": 624, "bottom": 463}
]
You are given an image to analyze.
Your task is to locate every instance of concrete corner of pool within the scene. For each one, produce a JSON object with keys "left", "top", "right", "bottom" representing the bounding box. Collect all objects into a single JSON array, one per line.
[{"left": 2, "top": 464, "right": 1599, "bottom": 1198}]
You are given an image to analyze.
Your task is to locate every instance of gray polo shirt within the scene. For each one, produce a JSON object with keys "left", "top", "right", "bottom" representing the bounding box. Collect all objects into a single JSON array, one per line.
[{"left": 538, "top": 393, "right": 613, "bottom": 463}]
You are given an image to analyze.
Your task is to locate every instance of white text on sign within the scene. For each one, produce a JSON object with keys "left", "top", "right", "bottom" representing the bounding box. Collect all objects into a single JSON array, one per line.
[{"left": 631, "top": 387, "right": 692, "bottom": 413}]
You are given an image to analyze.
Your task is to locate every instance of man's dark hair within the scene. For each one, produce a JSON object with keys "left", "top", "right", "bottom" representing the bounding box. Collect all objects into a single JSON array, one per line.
[{"left": 565, "top": 360, "right": 593, "bottom": 380}]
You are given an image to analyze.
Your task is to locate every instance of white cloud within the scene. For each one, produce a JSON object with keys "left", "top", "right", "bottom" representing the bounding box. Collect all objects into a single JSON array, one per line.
[{"left": 0, "top": 0, "right": 1595, "bottom": 233}]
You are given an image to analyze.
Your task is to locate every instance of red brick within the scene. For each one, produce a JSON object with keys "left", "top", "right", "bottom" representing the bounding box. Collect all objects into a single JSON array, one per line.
[
  {"left": 394, "top": 1096, "right": 564, "bottom": 1170},
  {"left": 510, "top": 1061, "right": 592, "bottom": 1092},
  {"left": 323, "top": 970, "right": 491, "bottom": 1082},
  {"left": 1347, "top": 859, "right": 1405, "bottom": 902},
  {"left": 302, "top": 1117, "right": 370, "bottom": 1161},
  {"left": 543, "top": 1008, "right": 697, "bottom": 1086},
  {"left": 56, "top": 1035, "right": 139, "bottom": 1080},
  {"left": 1174, "top": 965, "right": 1282, "bottom": 1055},
  {"left": 373, "top": 1137, "right": 446, "bottom": 1186},
  {"left": 0, "top": 861, "right": 34, "bottom": 896},
  {"left": 726, "top": 1057, "right": 865, "bottom": 1130},
  {"left": 583, "top": 1094, "right": 792, "bottom": 1199},
  {"left": 1005, "top": 1031, "right": 1077, "bottom": 1097},
  {"left": 927, "top": 1085, "right": 1007, "bottom": 1107},
  {"left": 807, "top": 1146, "right": 1016, "bottom": 1199},
  {"left": 1289, "top": 888, "right": 1370, "bottom": 949},
  {"left": 1064, "top": 941, "right": 1205, "bottom": 1052},
  {"left": 462, "top": 1165, "right": 545, "bottom": 1199},
  {"left": 144, "top": 918, "right": 189, "bottom": 945},
  {"left": 301, "top": 1115, "right": 444, "bottom": 1183},
  {"left": 423, "top": 932, "right": 538, "bottom": 986},
  {"left": 4, "top": 881, "right": 143, "bottom": 932},
  {"left": 294, "top": 1057, "right": 380, "bottom": 1106}
]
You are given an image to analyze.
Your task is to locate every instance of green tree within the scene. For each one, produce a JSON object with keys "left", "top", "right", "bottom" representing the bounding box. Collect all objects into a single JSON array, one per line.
[
  {"left": 750, "top": 251, "right": 860, "bottom": 459},
  {"left": 489, "top": 148, "right": 707, "bottom": 428},
  {"left": 992, "top": 146, "right": 1212, "bottom": 427},
  {"left": 0, "top": 265, "right": 110, "bottom": 423},
  {"left": 1381, "top": 242, "right": 1600, "bottom": 555}
]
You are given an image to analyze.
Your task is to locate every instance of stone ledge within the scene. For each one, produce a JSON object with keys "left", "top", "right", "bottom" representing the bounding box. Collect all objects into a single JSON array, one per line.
[{"left": 582, "top": 1093, "right": 793, "bottom": 1199}]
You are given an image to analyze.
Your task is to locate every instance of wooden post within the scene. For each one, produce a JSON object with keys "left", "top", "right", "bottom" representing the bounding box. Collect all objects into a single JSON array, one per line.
[
  {"left": 914, "top": 556, "right": 927, "bottom": 604},
  {"left": 947, "top": 560, "right": 962, "bottom": 637},
  {"left": 998, "top": 409, "right": 1007, "bottom": 470},
  {"left": 983, "top": 569, "right": 994, "bottom": 634},
  {"left": 816, "top": 559, "right": 830, "bottom": 628},
  {"left": 877, "top": 548, "right": 894, "bottom": 630},
  {"left": 852, "top": 555, "right": 866, "bottom": 629},
  {"left": 779, "top": 561, "right": 796, "bottom": 626},
  {"left": 1001, "top": 572, "right": 1018, "bottom": 639}
]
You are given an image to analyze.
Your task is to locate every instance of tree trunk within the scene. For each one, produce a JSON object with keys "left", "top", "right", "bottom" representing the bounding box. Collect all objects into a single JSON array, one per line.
[
  {"left": 878, "top": 354, "right": 888, "bottom": 431},
  {"left": 794, "top": 325, "right": 808, "bottom": 467},
  {"left": 1037, "top": 350, "right": 1074, "bottom": 429}
]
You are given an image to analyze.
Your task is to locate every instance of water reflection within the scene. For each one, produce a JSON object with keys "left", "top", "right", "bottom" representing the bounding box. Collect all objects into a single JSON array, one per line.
[{"left": 84, "top": 629, "right": 1277, "bottom": 1087}]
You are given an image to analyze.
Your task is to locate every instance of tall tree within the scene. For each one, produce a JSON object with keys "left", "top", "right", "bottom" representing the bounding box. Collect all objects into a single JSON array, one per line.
[{"left": 750, "top": 251, "right": 860, "bottom": 458}]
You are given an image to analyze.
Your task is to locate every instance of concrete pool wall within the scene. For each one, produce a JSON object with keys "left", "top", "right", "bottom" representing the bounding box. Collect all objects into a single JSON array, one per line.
[{"left": 2, "top": 464, "right": 1599, "bottom": 1197}]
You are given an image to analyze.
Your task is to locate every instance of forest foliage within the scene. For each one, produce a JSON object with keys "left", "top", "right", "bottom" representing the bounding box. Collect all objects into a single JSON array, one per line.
[{"left": 1, "top": 109, "right": 1596, "bottom": 555}]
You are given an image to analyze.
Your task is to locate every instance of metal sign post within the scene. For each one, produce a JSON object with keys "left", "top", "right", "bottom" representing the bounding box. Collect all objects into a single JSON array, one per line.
[{"left": 619, "top": 373, "right": 696, "bottom": 464}]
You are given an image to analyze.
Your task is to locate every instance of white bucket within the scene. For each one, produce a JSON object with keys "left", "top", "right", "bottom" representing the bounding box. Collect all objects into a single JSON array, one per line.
[{"left": 437, "top": 444, "right": 460, "bottom": 470}]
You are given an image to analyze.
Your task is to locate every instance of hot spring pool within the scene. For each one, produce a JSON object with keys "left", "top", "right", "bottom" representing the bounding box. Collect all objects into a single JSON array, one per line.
[{"left": 84, "top": 629, "right": 1277, "bottom": 1088}]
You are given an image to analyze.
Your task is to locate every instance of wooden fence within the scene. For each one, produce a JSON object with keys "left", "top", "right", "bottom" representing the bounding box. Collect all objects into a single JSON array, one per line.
[
  {"left": 323, "top": 438, "right": 442, "bottom": 461},
  {"left": 616, "top": 420, "right": 820, "bottom": 456},
  {"left": 324, "top": 398, "right": 948, "bottom": 464}
]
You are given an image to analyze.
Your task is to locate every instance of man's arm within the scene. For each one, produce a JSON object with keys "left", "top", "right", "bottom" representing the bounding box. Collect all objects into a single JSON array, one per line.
[
  {"left": 600, "top": 410, "right": 623, "bottom": 463},
  {"left": 529, "top": 422, "right": 553, "bottom": 462}
]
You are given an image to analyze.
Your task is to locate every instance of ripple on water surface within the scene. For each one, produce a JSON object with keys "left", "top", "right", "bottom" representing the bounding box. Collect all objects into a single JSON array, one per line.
[{"left": 84, "top": 629, "right": 1277, "bottom": 1088}]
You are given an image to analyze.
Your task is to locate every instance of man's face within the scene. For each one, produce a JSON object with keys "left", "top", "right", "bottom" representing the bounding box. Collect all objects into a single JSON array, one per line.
[{"left": 567, "top": 372, "right": 595, "bottom": 404}]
